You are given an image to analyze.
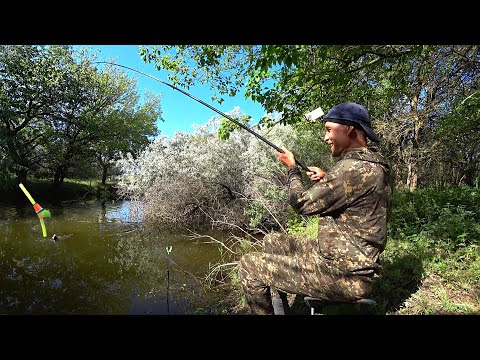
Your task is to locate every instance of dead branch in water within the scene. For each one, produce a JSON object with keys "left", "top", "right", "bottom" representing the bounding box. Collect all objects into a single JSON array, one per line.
[{"left": 61, "top": 191, "right": 92, "bottom": 204}]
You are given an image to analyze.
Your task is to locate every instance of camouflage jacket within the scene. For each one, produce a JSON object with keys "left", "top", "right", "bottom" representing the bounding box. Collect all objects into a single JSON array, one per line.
[{"left": 287, "top": 147, "right": 393, "bottom": 275}]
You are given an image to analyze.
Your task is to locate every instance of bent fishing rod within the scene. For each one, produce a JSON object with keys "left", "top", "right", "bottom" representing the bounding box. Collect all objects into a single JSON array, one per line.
[{"left": 95, "top": 61, "right": 311, "bottom": 172}]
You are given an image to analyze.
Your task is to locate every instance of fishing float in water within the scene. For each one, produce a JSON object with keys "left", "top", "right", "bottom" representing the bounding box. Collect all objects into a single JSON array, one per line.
[{"left": 19, "top": 183, "right": 51, "bottom": 237}]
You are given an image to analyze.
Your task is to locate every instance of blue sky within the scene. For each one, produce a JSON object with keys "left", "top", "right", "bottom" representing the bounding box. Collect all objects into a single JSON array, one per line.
[{"left": 75, "top": 45, "right": 267, "bottom": 138}]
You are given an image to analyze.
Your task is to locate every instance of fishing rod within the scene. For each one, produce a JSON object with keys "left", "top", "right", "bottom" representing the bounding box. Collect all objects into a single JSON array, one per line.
[{"left": 95, "top": 61, "right": 311, "bottom": 172}]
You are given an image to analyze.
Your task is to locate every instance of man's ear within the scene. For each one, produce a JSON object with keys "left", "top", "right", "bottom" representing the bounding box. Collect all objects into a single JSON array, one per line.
[{"left": 347, "top": 125, "right": 356, "bottom": 137}]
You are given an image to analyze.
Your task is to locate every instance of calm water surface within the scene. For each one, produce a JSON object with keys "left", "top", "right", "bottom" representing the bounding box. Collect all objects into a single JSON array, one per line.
[{"left": 0, "top": 199, "right": 230, "bottom": 315}]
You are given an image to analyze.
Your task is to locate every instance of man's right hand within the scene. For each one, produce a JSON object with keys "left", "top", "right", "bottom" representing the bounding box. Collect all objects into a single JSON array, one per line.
[
  {"left": 276, "top": 148, "right": 296, "bottom": 168},
  {"left": 306, "top": 167, "right": 326, "bottom": 182}
]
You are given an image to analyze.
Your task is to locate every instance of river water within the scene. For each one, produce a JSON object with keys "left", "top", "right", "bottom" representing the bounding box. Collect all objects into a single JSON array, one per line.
[{"left": 0, "top": 198, "right": 232, "bottom": 315}]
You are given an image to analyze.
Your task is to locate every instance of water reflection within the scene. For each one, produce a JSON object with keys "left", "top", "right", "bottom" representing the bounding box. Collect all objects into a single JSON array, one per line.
[{"left": 0, "top": 200, "right": 229, "bottom": 315}]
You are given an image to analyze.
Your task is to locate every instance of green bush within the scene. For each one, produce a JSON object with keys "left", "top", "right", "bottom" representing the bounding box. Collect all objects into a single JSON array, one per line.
[{"left": 389, "top": 186, "right": 480, "bottom": 250}]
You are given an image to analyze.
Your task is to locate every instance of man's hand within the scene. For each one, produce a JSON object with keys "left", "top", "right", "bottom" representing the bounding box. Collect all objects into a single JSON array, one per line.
[
  {"left": 275, "top": 148, "right": 296, "bottom": 168},
  {"left": 276, "top": 149, "right": 326, "bottom": 180},
  {"left": 306, "top": 166, "right": 326, "bottom": 182}
]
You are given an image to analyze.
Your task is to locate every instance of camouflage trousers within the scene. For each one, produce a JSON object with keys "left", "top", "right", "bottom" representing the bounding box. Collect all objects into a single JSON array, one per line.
[{"left": 238, "top": 232, "right": 374, "bottom": 315}]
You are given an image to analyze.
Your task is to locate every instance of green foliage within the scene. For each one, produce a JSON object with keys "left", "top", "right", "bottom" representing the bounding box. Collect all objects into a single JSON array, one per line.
[
  {"left": 0, "top": 154, "right": 16, "bottom": 191},
  {"left": 389, "top": 186, "right": 480, "bottom": 250},
  {"left": 0, "top": 45, "right": 160, "bottom": 186},
  {"left": 140, "top": 45, "right": 250, "bottom": 105},
  {"left": 243, "top": 183, "right": 286, "bottom": 228},
  {"left": 286, "top": 211, "right": 318, "bottom": 239},
  {"left": 438, "top": 90, "right": 480, "bottom": 138},
  {"left": 243, "top": 201, "right": 265, "bottom": 228},
  {"left": 217, "top": 113, "right": 251, "bottom": 141},
  {"left": 429, "top": 244, "right": 480, "bottom": 284}
]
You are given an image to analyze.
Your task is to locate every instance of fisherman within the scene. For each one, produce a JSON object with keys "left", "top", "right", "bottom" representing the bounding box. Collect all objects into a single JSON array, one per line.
[{"left": 238, "top": 102, "right": 394, "bottom": 315}]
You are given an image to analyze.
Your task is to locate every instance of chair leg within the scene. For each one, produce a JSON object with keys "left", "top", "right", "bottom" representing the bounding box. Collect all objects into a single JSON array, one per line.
[{"left": 304, "top": 296, "right": 323, "bottom": 315}]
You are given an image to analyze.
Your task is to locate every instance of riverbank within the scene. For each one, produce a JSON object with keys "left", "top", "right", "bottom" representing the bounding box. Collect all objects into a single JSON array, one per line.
[{"left": 0, "top": 178, "right": 118, "bottom": 204}]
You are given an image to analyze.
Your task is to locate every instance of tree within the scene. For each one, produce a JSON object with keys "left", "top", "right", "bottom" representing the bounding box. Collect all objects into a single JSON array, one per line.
[
  {"left": 0, "top": 45, "right": 66, "bottom": 183},
  {"left": 139, "top": 45, "right": 480, "bottom": 190},
  {"left": 93, "top": 90, "right": 161, "bottom": 185},
  {"left": 0, "top": 45, "right": 162, "bottom": 188},
  {"left": 436, "top": 80, "right": 480, "bottom": 186}
]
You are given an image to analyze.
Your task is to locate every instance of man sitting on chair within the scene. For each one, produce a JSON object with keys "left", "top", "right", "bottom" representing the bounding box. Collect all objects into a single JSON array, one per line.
[{"left": 238, "top": 102, "right": 394, "bottom": 315}]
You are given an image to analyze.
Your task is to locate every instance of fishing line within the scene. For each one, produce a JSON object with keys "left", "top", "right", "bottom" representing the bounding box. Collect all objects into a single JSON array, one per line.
[{"left": 94, "top": 61, "right": 310, "bottom": 171}]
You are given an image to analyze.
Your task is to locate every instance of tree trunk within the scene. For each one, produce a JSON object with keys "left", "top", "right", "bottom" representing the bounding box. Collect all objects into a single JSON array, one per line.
[
  {"left": 101, "top": 165, "right": 109, "bottom": 186},
  {"left": 394, "top": 167, "right": 405, "bottom": 189},
  {"left": 407, "top": 163, "right": 418, "bottom": 191},
  {"left": 53, "top": 166, "right": 65, "bottom": 187},
  {"left": 407, "top": 137, "right": 419, "bottom": 191},
  {"left": 16, "top": 168, "right": 27, "bottom": 185}
]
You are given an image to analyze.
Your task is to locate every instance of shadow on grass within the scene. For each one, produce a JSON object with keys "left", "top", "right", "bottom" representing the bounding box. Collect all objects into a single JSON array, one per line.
[{"left": 370, "top": 253, "right": 425, "bottom": 315}]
